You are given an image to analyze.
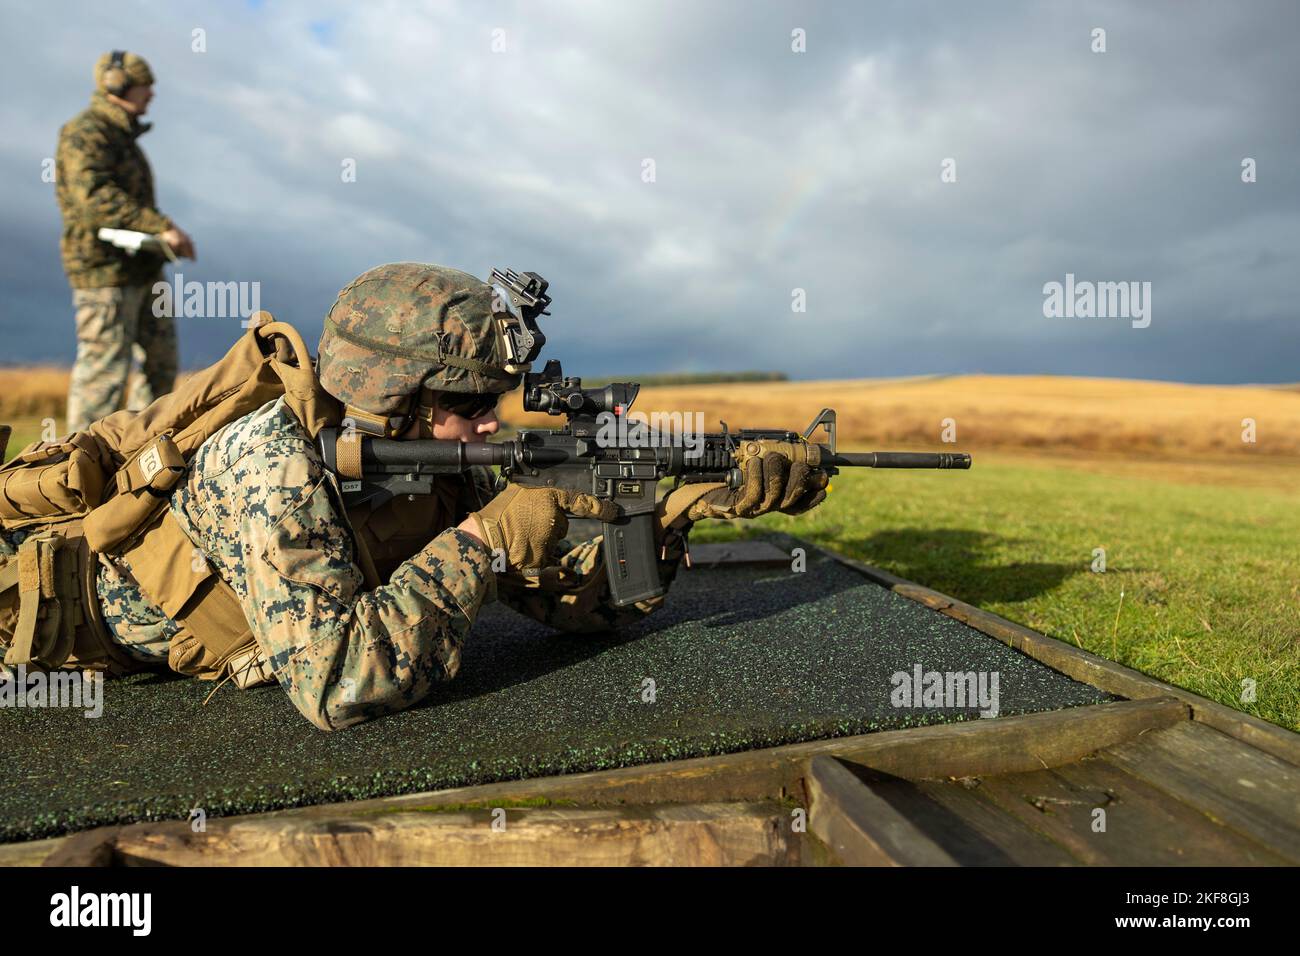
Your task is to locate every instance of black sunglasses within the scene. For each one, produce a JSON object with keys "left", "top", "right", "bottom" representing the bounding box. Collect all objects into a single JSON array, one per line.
[{"left": 436, "top": 391, "right": 500, "bottom": 419}]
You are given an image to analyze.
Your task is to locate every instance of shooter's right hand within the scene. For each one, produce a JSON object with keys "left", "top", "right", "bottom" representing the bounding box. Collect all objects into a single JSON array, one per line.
[{"left": 467, "top": 485, "right": 617, "bottom": 574}]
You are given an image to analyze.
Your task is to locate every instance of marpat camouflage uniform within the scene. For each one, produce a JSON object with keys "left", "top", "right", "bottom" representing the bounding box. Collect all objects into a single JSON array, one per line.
[
  {"left": 56, "top": 92, "right": 177, "bottom": 430},
  {"left": 94, "top": 397, "right": 679, "bottom": 730},
  {"left": 66, "top": 287, "right": 178, "bottom": 431},
  {"left": 56, "top": 92, "right": 171, "bottom": 287}
]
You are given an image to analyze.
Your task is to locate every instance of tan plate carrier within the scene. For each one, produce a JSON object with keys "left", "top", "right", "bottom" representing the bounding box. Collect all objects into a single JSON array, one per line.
[{"left": 0, "top": 320, "right": 339, "bottom": 687}]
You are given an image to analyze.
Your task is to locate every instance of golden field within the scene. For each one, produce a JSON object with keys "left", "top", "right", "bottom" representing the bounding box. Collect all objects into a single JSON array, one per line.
[
  {"left": 5, "top": 368, "right": 1300, "bottom": 464},
  {"left": 503, "top": 374, "right": 1300, "bottom": 461},
  {"left": 0, "top": 367, "right": 77, "bottom": 420}
]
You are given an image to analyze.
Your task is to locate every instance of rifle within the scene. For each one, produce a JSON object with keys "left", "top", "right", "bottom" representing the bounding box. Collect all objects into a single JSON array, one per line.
[{"left": 319, "top": 359, "right": 971, "bottom": 607}]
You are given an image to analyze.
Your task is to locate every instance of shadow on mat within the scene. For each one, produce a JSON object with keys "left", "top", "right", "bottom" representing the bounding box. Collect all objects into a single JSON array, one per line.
[
  {"left": 431, "top": 616, "right": 648, "bottom": 706},
  {"left": 128, "top": 669, "right": 191, "bottom": 686},
  {"left": 851, "top": 527, "right": 1082, "bottom": 604},
  {"left": 423, "top": 558, "right": 859, "bottom": 706},
  {"left": 687, "top": 567, "right": 862, "bottom": 630}
]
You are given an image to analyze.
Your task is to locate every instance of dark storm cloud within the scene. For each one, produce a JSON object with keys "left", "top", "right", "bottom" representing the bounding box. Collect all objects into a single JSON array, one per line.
[{"left": 0, "top": 0, "right": 1295, "bottom": 382}]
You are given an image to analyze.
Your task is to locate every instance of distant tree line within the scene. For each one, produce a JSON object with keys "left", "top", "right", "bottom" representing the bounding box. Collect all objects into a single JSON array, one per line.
[{"left": 581, "top": 371, "right": 788, "bottom": 387}]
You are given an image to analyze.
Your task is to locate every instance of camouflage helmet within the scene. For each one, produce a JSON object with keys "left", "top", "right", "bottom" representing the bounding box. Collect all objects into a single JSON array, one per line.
[{"left": 317, "top": 262, "right": 523, "bottom": 417}]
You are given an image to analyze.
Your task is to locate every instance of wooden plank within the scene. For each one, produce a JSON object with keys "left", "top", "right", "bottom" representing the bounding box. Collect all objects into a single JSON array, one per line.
[
  {"left": 905, "top": 779, "right": 1083, "bottom": 866},
  {"left": 1052, "top": 757, "right": 1290, "bottom": 866},
  {"left": 1101, "top": 721, "right": 1300, "bottom": 863},
  {"left": 969, "top": 747, "right": 1295, "bottom": 866},
  {"left": 832, "top": 697, "right": 1188, "bottom": 782},
  {"left": 39, "top": 829, "right": 119, "bottom": 868},
  {"left": 874, "top": 755, "right": 1291, "bottom": 867},
  {"left": 806, "top": 757, "right": 957, "bottom": 866},
  {"left": 972, "top": 766, "right": 1166, "bottom": 866},
  {"left": 48, "top": 802, "right": 801, "bottom": 867},
  {"left": 816, "top": 544, "right": 1300, "bottom": 768},
  {"left": 969, "top": 767, "right": 1132, "bottom": 865},
  {"left": 0, "top": 836, "right": 68, "bottom": 867},
  {"left": 28, "top": 696, "right": 1188, "bottom": 865}
]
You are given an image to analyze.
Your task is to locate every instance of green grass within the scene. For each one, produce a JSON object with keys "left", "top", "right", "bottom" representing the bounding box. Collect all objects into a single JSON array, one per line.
[
  {"left": 3, "top": 419, "right": 43, "bottom": 458},
  {"left": 688, "top": 454, "right": 1300, "bottom": 731}
]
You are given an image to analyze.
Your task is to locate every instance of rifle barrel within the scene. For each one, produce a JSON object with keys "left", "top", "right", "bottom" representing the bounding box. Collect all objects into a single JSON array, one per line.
[
  {"left": 824, "top": 451, "right": 971, "bottom": 469},
  {"left": 359, "top": 438, "right": 970, "bottom": 471}
]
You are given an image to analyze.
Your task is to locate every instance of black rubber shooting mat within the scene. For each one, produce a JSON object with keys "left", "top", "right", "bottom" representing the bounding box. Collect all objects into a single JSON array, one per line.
[{"left": 0, "top": 539, "right": 1112, "bottom": 842}]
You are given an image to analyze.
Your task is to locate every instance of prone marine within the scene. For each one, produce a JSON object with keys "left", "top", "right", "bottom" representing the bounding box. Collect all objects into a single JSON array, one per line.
[{"left": 0, "top": 263, "right": 828, "bottom": 730}]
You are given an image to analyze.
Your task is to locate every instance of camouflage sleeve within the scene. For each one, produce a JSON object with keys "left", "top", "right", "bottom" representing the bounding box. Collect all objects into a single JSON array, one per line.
[
  {"left": 56, "top": 120, "right": 171, "bottom": 234},
  {"left": 174, "top": 418, "right": 493, "bottom": 731}
]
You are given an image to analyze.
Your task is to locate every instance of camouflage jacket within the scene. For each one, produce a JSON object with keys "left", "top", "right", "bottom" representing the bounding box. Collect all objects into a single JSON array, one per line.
[
  {"left": 93, "top": 398, "right": 681, "bottom": 730},
  {"left": 55, "top": 93, "right": 172, "bottom": 288}
]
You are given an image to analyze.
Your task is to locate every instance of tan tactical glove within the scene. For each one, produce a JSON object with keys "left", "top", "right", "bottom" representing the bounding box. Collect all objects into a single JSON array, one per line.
[
  {"left": 471, "top": 485, "right": 618, "bottom": 573},
  {"left": 659, "top": 451, "right": 829, "bottom": 527}
]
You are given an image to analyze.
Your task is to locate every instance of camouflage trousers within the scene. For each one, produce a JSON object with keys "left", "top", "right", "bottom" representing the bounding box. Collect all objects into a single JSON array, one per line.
[{"left": 67, "top": 283, "right": 177, "bottom": 432}]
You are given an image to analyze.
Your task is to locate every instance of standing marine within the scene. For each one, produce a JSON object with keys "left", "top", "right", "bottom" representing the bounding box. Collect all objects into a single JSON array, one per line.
[
  {"left": 0, "top": 264, "right": 827, "bottom": 730},
  {"left": 55, "top": 50, "right": 197, "bottom": 432}
]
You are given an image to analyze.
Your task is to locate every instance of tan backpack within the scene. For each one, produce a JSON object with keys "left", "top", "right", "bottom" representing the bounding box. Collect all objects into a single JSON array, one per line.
[{"left": 0, "top": 319, "right": 341, "bottom": 685}]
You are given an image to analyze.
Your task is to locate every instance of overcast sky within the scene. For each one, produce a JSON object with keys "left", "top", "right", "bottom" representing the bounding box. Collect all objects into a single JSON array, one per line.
[{"left": 0, "top": 0, "right": 1296, "bottom": 383}]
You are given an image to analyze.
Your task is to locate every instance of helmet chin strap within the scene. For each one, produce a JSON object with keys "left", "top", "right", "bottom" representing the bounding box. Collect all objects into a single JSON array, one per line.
[
  {"left": 414, "top": 387, "right": 439, "bottom": 439},
  {"left": 342, "top": 403, "right": 415, "bottom": 440},
  {"left": 342, "top": 387, "right": 443, "bottom": 441}
]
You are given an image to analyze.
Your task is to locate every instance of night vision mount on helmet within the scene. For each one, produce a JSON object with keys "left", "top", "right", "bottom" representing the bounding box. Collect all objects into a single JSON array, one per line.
[{"left": 488, "top": 267, "right": 551, "bottom": 376}]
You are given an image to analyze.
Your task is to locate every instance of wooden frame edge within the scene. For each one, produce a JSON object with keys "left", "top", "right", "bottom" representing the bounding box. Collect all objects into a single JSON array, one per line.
[
  {"left": 811, "top": 541, "right": 1300, "bottom": 766},
  {"left": 24, "top": 696, "right": 1186, "bottom": 866}
]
